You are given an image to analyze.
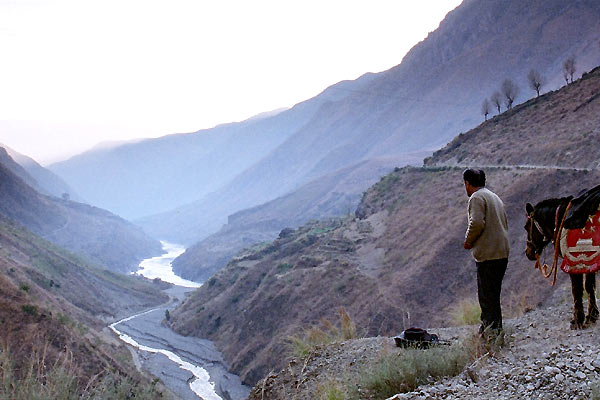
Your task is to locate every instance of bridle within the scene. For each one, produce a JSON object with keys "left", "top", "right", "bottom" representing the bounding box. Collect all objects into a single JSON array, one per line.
[
  {"left": 526, "top": 212, "right": 551, "bottom": 255},
  {"left": 526, "top": 201, "right": 572, "bottom": 286}
]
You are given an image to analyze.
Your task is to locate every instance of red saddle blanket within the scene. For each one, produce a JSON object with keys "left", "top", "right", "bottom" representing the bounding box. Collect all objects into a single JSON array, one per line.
[{"left": 561, "top": 209, "right": 600, "bottom": 274}]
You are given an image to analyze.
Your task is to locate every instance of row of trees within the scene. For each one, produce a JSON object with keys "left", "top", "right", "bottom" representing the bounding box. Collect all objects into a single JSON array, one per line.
[
  {"left": 481, "top": 56, "right": 578, "bottom": 121},
  {"left": 480, "top": 78, "right": 520, "bottom": 121}
]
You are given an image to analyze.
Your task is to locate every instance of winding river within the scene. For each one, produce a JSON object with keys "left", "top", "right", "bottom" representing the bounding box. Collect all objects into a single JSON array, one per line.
[
  {"left": 110, "top": 242, "right": 249, "bottom": 400},
  {"left": 134, "top": 241, "right": 200, "bottom": 288}
]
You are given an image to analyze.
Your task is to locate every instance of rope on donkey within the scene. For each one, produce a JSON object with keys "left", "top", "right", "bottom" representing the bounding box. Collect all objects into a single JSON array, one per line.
[{"left": 534, "top": 201, "right": 572, "bottom": 286}]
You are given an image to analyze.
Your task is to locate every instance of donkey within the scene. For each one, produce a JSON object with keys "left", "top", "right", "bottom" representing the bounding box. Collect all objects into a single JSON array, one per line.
[{"left": 525, "top": 197, "right": 599, "bottom": 329}]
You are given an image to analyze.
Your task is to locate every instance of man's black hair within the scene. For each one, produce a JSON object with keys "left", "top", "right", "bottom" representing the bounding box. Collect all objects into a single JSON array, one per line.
[{"left": 463, "top": 169, "right": 486, "bottom": 187}]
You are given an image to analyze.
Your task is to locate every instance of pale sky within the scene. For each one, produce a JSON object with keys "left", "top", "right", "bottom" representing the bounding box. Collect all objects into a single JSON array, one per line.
[{"left": 0, "top": 0, "right": 462, "bottom": 164}]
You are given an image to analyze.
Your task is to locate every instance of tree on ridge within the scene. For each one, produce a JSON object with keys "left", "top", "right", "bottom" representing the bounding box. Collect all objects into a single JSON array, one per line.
[
  {"left": 501, "top": 79, "right": 519, "bottom": 110},
  {"left": 481, "top": 98, "right": 490, "bottom": 121},
  {"left": 491, "top": 91, "right": 502, "bottom": 114},
  {"left": 527, "top": 69, "right": 544, "bottom": 97},
  {"left": 563, "top": 56, "right": 576, "bottom": 85}
]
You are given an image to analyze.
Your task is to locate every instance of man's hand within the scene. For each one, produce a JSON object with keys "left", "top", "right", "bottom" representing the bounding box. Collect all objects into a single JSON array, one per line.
[{"left": 464, "top": 242, "right": 473, "bottom": 250}]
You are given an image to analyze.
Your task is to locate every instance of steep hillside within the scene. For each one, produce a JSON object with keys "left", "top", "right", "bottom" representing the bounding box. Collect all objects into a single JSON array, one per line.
[
  {"left": 53, "top": 0, "right": 600, "bottom": 246},
  {"left": 0, "top": 214, "right": 169, "bottom": 397},
  {"left": 171, "top": 167, "right": 600, "bottom": 384},
  {"left": 0, "top": 214, "right": 169, "bottom": 322},
  {"left": 425, "top": 65, "right": 600, "bottom": 169},
  {"left": 0, "top": 154, "right": 161, "bottom": 273},
  {"left": 171, "top": 155, "right": 426, "bottom": 281},
  {"left": 170, "top": 65, "right": 600, "bottom": 385},
  {"left": 1, "top": 144, "right": 81, "bottom": 200}
]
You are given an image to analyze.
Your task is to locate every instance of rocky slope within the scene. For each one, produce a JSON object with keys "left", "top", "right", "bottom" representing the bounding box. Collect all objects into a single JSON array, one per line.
[
  {"left": 53, "top": 0, "right": 600, "bottom": 246},
  {"left": 170, "top": 64, "right": 600, "bottom": 386},
  {"left": 171, "top": 155, "right": 425, "bottom": 282},
  {"left": 0, "top": 150, "right": 162, "bottom": 273},
  {"left": 248, "top": 285, "right": 600, "bottom": 399}
]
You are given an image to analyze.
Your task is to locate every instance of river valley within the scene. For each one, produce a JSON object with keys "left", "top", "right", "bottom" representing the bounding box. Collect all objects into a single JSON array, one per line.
[{"left": 110, "top": 243, "right": 250, "bottom": 400}]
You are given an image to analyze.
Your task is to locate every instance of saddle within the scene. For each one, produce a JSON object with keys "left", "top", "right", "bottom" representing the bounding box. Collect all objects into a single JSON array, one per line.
[
  {"left": 564, "top": 184, "right": 600, "bottom": 230},
  {"left": 560, "top": 206, "right": 600, "bottom": 274}
]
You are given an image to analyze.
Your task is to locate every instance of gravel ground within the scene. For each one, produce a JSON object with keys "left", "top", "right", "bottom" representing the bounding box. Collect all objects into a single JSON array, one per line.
[
  {"left": 390, "top": 305, "right": 600, "bottom": 400},
  {"left": 249, "top": 286, "right": 600, "bottom": 400}
]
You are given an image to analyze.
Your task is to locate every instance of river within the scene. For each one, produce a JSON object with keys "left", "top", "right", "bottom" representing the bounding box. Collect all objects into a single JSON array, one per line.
[{"left": 110, "top": 242, "right": 250, "bottom": 400}]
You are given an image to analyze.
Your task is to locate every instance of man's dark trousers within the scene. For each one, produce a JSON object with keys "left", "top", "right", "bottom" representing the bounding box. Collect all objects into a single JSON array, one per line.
[{"left": 476, "top": 258, "right": 508, "bottom": 333}]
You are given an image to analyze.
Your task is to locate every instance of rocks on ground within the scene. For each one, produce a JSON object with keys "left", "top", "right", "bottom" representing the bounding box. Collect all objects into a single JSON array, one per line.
[{"left": 250, "top": 297, "right": 600, "bottom": 400}]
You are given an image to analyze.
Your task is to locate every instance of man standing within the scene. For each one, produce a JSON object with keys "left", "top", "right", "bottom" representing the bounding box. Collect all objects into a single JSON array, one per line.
[{"left": 463, "top": 169, "right": 510, "bottom": 336}]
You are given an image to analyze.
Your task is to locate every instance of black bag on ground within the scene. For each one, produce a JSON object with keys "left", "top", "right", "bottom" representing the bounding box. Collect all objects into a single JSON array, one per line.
[{"left": 394, "top": 327, "right": 440, "bottom": 349}]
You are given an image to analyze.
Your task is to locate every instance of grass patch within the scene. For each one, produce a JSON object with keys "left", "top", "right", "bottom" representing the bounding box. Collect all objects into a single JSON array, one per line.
[
  {"left": 0, "top": 345, "right": 166, "bottom": 399},
  {"left": 350, "top": 333, "right": 505, "bottom": 399},
  {"left": 21, "top": 304, "right": 38, "bottom": 317},
  {"left": 449, "top": 299, "right": 481, "bottom": 326},
  {"left": 316, "top": 379, "right": 347, "bottom": 400},
  {"left": 288, "top": 308, "right": 358, "bottom": 358},
  {"left": 277, "top": 263, "right": 293, "bottom": 273}
]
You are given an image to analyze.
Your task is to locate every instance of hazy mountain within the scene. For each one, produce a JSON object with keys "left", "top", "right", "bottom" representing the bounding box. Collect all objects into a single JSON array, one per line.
[
  {"left": 1, "top": 144, "right": 81, "bottom": 200},
  {"left": 169, "top": 64, "right": 600, "bottom": 384},
  {"left": 0, "top": 147, "right": 45, "bottom": 193},
  {"left": 136, "top": 0, "right": 600, "bottom": 245},
  {"left": 48, "top": 104, "right": 329, "bottom": 221},
  {"left": 0, "top": 152, "right": 162, "bottom": 273}
]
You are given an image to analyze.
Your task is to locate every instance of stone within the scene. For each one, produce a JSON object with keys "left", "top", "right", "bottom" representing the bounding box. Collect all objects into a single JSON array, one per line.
[
  {"left": 585, "top": 362, "right": 594, "bottom": 371},
  {"left": 544, "top": 366, "right": 561, "bottom": 375}
]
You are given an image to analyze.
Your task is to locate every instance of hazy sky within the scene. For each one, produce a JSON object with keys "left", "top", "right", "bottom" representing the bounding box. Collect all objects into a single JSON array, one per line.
[{"left": 0, "top": 0, "right": 462, "bottom": 164}]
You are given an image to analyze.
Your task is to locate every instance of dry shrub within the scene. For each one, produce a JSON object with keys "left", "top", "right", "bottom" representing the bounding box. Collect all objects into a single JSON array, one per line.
[
  {"left": 351, "top": 331, "right": 511, "bottom": 399},
  {"left": 449, "top": 299, "right": 481, "bottom": 326},
  {"left": 288, "top": 307, "right": 358, "bottom": 358},
  {"left": 316, "top": 378, "right": 347, "bottom": 400},
  {"left": 0, "top": 343, "right": 166, "bottom": 400}
]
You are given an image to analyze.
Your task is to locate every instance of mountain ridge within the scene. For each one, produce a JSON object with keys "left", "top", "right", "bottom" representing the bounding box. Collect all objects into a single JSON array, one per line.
[
  {"left": 0, "top": 149, "right": 162, "bottom": 273},
  {"left": 51, "top": 0, "right": 600, "bottom": 247}
]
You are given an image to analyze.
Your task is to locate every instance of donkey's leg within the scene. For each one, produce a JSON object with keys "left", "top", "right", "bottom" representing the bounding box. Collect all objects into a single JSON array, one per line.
[
  {"left": 570, "top": 274, "right": 585, "bottom": 329},
  {"left": 584, "top": 273, "right": 599, "bottom": 325}
]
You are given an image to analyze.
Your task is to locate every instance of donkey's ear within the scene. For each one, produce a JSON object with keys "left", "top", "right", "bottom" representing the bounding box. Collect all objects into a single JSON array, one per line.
[{"left": 526, "top": 203, "right": 534, "bottom": 214}]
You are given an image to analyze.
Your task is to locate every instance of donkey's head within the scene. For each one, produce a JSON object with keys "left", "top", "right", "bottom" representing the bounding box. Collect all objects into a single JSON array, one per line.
[
  {"left": 524, "top": 197, "right": 572, "bottom": 261},
  {"left": 524, "top": 202, "right": 551, "bottom": 261}
]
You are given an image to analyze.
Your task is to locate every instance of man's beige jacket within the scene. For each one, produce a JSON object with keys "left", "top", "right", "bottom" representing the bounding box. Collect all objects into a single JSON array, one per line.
[{"left": 465, "top": 187, "right": 510, "bottom": 262}]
